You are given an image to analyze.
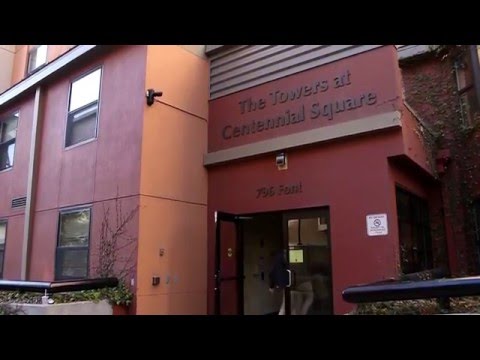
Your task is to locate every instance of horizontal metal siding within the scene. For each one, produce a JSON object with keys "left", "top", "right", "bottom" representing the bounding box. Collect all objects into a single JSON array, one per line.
[{"left": 209, "top": 45, "right": 383, "bottom": 99}]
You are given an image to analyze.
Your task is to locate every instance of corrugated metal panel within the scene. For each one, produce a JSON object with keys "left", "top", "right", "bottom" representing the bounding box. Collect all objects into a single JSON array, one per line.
[{"left": 209, "top": 45, "right": 383, "bottom": 99}]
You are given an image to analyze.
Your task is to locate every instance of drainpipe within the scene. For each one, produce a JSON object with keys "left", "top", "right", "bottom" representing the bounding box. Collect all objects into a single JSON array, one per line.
[
  {"left": 469, "top": 45, "right": 480, "bottom": 108},
  {"left": 21, "top": 86, "right": 43, "bottom": 280}
]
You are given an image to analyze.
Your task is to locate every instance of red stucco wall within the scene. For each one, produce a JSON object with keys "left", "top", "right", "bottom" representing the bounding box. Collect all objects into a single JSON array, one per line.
[
  {"left": 30, "top": 45, "right": 147, "bottom": 280},
  {"left": 0, "top": 97, "right": 33, "bottom": 217},
  {"left": 1, "top": 45, "right": 147, "bottom": 281},
  {"left": 206, "top": 45, "right": 436, "bottom": 314},
  {"left": 208, "top": 132, "right": 407, "bottom": 314},
  {"left": 0, "top": 97, "right": 33, "bottom": 278}
]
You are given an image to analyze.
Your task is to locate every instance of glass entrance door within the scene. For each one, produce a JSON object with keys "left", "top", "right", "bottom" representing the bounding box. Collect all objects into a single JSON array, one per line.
[{"left": 283, "top": 208, "right": 333, "bottom": 315}]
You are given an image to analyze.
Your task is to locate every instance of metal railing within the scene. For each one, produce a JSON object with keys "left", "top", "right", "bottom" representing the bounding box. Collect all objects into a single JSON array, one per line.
[
  {"left": 341, "top": 268, "right": 480, "bottom": 310},
  {"left": 0, "top": 278, "right": 118, "bottom": 294},
  {"left": 342, "top": 276, "right": 480, "bottom": 304}
]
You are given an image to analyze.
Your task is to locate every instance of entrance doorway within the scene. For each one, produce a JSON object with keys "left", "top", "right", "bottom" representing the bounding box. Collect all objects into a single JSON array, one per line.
[{"left": 214, "top": 208, "right": 333, "bottom": 315}]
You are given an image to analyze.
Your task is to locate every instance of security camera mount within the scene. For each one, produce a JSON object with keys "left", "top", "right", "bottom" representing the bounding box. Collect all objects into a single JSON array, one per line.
[{"left": 146, "top": 89, "right": 163, "bottom": 106}]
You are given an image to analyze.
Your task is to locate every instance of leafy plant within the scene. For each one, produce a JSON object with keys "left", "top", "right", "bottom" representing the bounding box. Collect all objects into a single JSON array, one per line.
[
  {"left": 0, "top": 288, "right": 131, "bottom": 308},
  {"left": 0, "top": 290, "right": 41, "bottom": 304},
  {"left": 402, "top": 45, "right": 480, "bottom": 274},
  {"left": 350, "top": 296, "right": 480, "bottom": 315},
  {"left": 0, "top": 195, "right": 138, "bottom": 312},
  {"left": 52, "top": 289, "right": 104, "bottom": 304},
  {"left": 99, "top": 282, "right": 133, "bottom": 306}
]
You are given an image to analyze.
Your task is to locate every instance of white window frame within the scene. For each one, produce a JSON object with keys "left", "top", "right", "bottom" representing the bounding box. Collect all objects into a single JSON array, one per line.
[
  {"left": 0, "top": 220, "right": 7, "bottom": 279},
  {"left": 27, "top": 45, "right": 48, "bottom": 74},
  {"left": 0, "top": 112, "right": 19, "bottom": 172},
  {"left": 64, "top": 67, "right": 103, "bottom": 148}
]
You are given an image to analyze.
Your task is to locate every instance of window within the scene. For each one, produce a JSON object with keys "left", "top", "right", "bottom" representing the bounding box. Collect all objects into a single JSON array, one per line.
[
  {"left": 396, "top": 187, "right": 433, "bottom": 274},
  {"left": 459, "top": 92, "right": 473, "bottom": 125},
  {"left": 27, "top": 45, "right": 48, "bottom": 74},
  {"left": 454, "top": 59, "right": 475, "bottom": 125},
  {"left": 454, "top": 61, "right": 469, "bottom": 91},
  {"left": 65, "top": 68, "right": 102, "bottom": 147},
  {"left": 0, "top": 221, "right": 6, "bottom": 278},
  {"left": 473, "top": 199, "right": 480, "bottom": 270},
  {"left": 0, "top": 113, "right": 18, "bottom": 171},
  {"left": 55, "top": 208, "right": 91, "bottom": 280}
]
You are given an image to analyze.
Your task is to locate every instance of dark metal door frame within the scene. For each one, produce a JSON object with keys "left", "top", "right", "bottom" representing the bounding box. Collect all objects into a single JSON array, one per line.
[
  {"left": 282, "top": 213, "right": 292, "bottom": 315},
  {"left": 215, "top": 207, "right": 333, "bottom": 315},
  {"left": 214, "top": 211, "right": 249, "bottom": 315}
]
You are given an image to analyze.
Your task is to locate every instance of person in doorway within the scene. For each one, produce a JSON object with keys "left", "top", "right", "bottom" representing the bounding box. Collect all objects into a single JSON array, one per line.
[
  {"left": 290, "top": 278, "right": 314, "bottom": 315},
  {"left": 268, "top": 250, "right": 289, "bottom": 315}
]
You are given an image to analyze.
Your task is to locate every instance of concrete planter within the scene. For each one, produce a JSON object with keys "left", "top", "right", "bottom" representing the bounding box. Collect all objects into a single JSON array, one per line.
[{"left": 2, "top": 300, "right": 113, "bottom": 315}]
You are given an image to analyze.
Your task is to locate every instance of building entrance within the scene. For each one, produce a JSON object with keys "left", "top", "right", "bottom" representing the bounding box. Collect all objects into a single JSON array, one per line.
[{"left": 214, "top": 208, "right": 333, "bottom": 315}]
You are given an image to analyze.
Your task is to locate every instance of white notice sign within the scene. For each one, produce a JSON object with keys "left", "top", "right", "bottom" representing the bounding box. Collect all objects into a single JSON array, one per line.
[{"left": 366, "top": 214, "right": 388, "bottom": 236}]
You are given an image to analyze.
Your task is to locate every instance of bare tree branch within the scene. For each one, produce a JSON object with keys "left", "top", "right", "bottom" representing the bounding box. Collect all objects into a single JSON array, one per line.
[{"left": 93, "top": 195, "right": 139, "bottom": 284}]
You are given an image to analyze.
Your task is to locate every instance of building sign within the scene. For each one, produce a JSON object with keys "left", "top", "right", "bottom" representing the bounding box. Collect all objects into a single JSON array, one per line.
[
  {"left": 366, "top": 214, "right": 388, "bottom": 236},
  {"left": 223, "top": 70, "right": 377, "bottom": 142},
  {"left": 209, "top": 46, "right": 402, "bottom": 152},
  {"left": 255, "top": 182, "right": 303, "bottom": 199}
]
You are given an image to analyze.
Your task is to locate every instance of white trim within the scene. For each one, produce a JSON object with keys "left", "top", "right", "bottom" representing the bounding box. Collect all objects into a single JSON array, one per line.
[
  {"left": 397, "top": 45, "right": 432, "bottom": 60},
  {"left": 21, "top": 87, "right": 42, "bottom": 280},
  {"left": 0, "top": 45, "right": 99, "bottom": 107},
  {"left": 63, "top": 65, "right": 103, "bottom": 149}
]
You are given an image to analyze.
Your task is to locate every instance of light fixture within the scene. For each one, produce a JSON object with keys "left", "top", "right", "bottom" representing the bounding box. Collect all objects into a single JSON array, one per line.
[
  {"left": 146, "top": 89, "right": 163, "bottom": 106},
  {"left": 276, "top": 151, "right": 288, "bottom": 170}
]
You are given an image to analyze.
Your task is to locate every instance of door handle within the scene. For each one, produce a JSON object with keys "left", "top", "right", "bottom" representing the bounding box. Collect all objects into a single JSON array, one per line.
[{"left": 287, "top": 269, "right": 292, "bottom": 287}]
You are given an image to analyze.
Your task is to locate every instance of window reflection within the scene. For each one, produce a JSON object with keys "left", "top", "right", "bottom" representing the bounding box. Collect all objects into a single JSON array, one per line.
[{"left": 69, "top": 69, "right": 101, "bottom": 112}]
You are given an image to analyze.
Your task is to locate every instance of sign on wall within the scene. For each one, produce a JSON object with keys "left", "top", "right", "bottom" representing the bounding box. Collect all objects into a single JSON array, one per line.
[
  {"left": 366, "top": 214, "right": 388, "bottom": 236},
  {"left": 289, "top": 249, "right": 304, "bottom": 263},
  {"left": 208, "top": 46, "right": 402, "bottom": 153}
]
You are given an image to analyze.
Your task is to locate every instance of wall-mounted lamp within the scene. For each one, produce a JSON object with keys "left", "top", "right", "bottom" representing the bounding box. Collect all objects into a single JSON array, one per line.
[
  {"left": 146, "top": 89, "right": 163, "bottom": 106},
  {"left": 276, "top": 151, "right": 288, "bottom": 170}
]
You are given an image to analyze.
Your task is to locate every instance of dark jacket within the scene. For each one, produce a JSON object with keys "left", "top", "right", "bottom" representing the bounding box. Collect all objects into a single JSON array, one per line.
[{"left": 269, "top": 252, "right": 289, "bottom": 289}]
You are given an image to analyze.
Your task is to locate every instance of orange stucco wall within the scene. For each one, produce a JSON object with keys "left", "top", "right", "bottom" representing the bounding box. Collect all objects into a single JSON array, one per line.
[
  {"left": 136, "top": 45, "right": 209, "bottom": 314},
  {"left": 1, "top": 45, "right": 148, "bottom": 284},
  {"left": 11, "top": 45, "right": 75, "bottom": 86},
  {"left": 0, "top": 45, "right": 14, "bottom": 93},
  {"left": 11, "top": 45, "right": 28, "bottom": 85},
  {"left": 46, "top": 45, "right": 75, "bottom": 63}
]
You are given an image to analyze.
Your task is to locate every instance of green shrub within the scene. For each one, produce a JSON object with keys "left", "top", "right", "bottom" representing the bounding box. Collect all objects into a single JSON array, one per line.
[
  {"left": 0, "top": 281, "right": 133, "bottom": 311},
  {"left": 350, "top": 297, "right": 480, "bottom": 315}
]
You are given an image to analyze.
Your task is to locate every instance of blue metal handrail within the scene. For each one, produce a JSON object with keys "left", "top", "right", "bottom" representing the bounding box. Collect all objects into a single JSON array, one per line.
[
  {"left": 0, "top": 278, "right": 118, "bottom": 294},
  {"left": 342, "top": 275, "right": 480, "bottom": 304}
]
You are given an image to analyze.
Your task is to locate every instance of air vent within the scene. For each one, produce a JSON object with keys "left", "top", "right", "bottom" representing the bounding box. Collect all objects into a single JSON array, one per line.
[{"left": 12, "top": 196, "right": 27, "bottom": 208}]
